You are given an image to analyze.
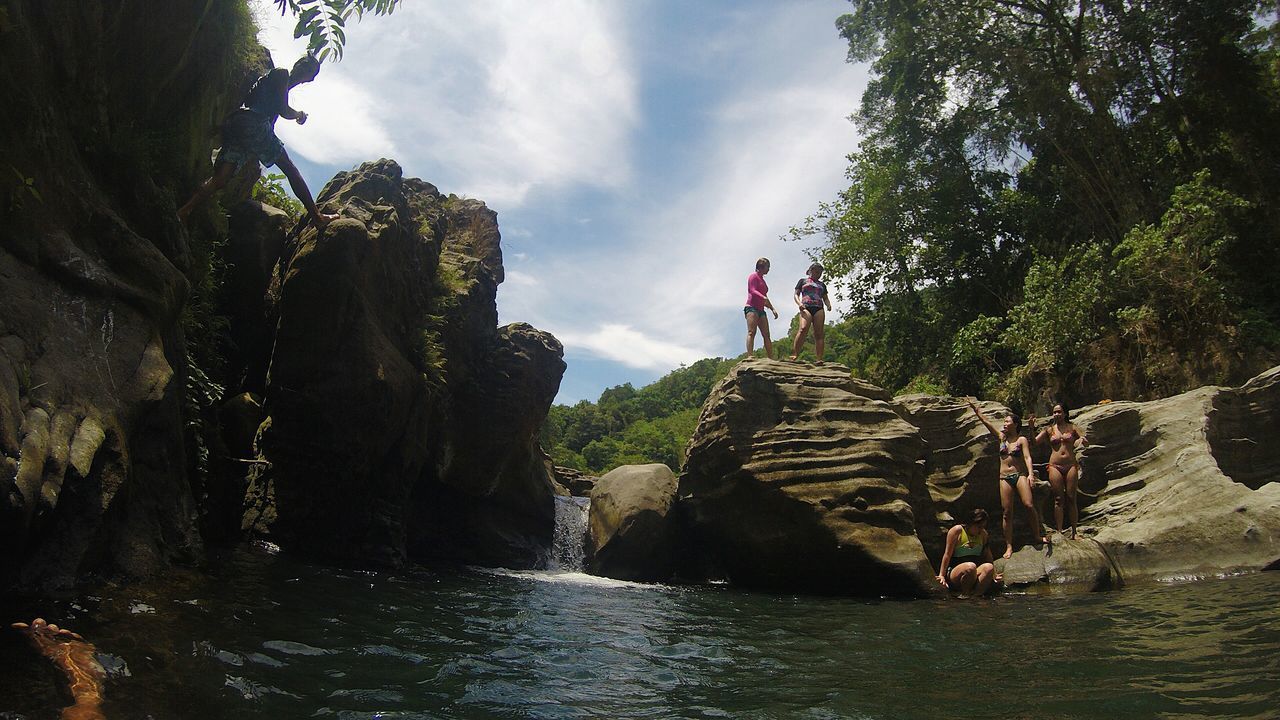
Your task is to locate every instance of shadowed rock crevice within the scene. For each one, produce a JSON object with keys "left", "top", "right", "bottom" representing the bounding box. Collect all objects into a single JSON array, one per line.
[{"left": 1206, "top": 366, "right": 1280, "bottom": 490}]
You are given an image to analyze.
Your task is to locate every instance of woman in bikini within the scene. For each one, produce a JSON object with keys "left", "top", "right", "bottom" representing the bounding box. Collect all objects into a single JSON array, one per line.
[
  {"left": 967, "top": 399, "right": 1048, "bottom": 558},
  {"left": 789, "top": 262, "right": 832, "bottom": 362},
  {"left": 936, "top": 508, "right": 1000, "bottom": 595},
  {"left": 1030, "top": 403, "right": 1089, "bottom": 539},
  {"left": 744, "top": 257, "right": 780, "bottom": 359}
]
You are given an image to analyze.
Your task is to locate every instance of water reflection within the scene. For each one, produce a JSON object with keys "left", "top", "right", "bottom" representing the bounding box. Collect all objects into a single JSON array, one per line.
[{"left": 1, "top": 548, "right": 1277, "bottom": 720}]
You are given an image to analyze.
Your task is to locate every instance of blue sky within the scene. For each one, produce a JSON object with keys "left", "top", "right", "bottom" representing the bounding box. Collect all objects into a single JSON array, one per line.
[{"left": 255, "top": 0, "right": 868, "bottom": 404}]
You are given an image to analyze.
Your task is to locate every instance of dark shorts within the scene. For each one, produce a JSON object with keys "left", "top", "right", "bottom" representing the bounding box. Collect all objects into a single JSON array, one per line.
[
  {"left": 216, "top": 109, "right": 285, "bottom": 171},
  {"left": 801, "top": 304, "right": 823, "bottom": 317},
  {"left": 744, "top": 306, "right": 767, "bottom": 318},
  {"left": 1001, "top": 472, "right": 1021, "bottom": 486}
]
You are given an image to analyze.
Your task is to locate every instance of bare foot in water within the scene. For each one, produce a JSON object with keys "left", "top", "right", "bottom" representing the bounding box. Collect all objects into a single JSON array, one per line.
[{"left": 12, "top": 618, "right": 106, "bottom": 720}]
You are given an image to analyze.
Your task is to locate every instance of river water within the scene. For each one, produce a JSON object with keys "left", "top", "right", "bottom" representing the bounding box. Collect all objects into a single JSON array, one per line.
[{"left": 1, "top": 546, "right": 1277, "bottom": 719}]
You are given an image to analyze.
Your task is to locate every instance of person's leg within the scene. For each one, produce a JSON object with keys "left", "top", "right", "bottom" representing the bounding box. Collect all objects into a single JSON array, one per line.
[
  {"left": 974, "top": 562, "right": 996, "bottom": 594},
  {"left": 790, "top": 310, "right": 812, "bottom": 360},
  {"left": 178, "top": 161, "right": 237, "bottom": 223},
  {"left": 1047, "top": 464, "right": 1066, "bottom": 533},
  {"left": 813, "top": 308, "right": 826, "bottom": 361},
  {"left": 276, "top": 150, "right": 335, "bottom": 227},
  {"left": 999, "top": 477, "right": 1015, "bottom": 558},
  {"left": 1018, "top": 475, "right": 1046, "bottom": 544},
  {"left": 1066, "top": 464, "right": 1080, "bottom": 539},
  {"left": 950, "top": 562, "right": 979, "bottom": 594},
  {"left": 759, "top": 314, "right": 774, "bottom": 359},
  {"left": 12, "top": 619, "right": 105, "bottom": 720},
  {"left": 745, "top": 312, "right": 760, "bottom": 357}
]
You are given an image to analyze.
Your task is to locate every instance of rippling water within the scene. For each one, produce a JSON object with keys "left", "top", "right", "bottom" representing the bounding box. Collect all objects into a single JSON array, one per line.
[{"left": 2, "top": 548, "right": 1277, "bottom": 719}]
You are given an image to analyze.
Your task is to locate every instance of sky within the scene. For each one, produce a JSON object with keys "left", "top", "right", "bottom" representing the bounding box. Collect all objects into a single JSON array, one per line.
[{"left": 253, "top": 0, "right": 869, "bottom": 404}]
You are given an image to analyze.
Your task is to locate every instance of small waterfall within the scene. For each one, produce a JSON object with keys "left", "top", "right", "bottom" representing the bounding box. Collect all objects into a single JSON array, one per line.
[{"left": 549, "top": 495, "right": 590, "bottom": 572}]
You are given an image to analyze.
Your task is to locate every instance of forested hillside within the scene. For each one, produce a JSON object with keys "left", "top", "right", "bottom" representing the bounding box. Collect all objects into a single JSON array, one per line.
[{"left": 793, "top": 0, "right": 1280, "bottom": 408}]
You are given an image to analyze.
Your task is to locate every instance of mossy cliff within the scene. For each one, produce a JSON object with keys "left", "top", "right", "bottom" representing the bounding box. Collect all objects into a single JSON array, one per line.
[{"left": 0, "top": 2, "right": 567, "bottom": 591}]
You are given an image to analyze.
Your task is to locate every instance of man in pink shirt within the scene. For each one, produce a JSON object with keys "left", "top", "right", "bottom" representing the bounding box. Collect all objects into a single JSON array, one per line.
[{"left": 744, "top": 257, "right": 780, "bottom": 359}]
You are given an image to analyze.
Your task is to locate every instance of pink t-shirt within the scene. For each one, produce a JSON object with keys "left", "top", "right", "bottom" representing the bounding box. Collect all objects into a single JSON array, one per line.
[{"left": 745, "top": 271, "right": 769, "bottom": 309}]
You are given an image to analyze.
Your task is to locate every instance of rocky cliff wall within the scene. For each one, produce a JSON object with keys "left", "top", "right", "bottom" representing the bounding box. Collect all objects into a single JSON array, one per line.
[{"left": 0, "top": 0, "right": 260, "bottom": 590}]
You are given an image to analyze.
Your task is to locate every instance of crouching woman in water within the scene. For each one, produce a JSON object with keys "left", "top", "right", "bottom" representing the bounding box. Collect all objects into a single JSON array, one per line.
[
  {"left": 936, "top": 508, "right": 1000, "bottom": 595},
  {"left": 967, "top": 399, "right": 1048, "bottom": 558}
]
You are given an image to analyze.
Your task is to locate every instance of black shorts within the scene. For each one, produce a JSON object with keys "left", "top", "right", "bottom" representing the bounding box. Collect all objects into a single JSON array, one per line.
[{"left": 801, "top": 304, "right": 823, "bottom": 316}]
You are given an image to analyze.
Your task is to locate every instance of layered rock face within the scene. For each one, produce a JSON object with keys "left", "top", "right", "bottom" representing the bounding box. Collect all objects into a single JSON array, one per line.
[
  {"left": 233, "top": 160, "right": 565, "bottom": 568},
  {"left": 0, "top": 0, "right": 259, "bottom": 589},
  {"left": 678, "top": 359, "right": 938, "bottom": 596},
  {"left": 675, "top": 360, "right": 1280, "bottom": 595}
]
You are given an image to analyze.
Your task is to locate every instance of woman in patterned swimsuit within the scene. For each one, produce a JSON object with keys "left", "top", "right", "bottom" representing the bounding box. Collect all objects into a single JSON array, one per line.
[
  {"left": 967, "top": 399, "right": 1048, "bottom": 558},
  {"left": 1031, "top": 403, "right": 1089, "bottom": 539},
  {"left": 789, "top": 262, "right": 832, "bottom": 362}
]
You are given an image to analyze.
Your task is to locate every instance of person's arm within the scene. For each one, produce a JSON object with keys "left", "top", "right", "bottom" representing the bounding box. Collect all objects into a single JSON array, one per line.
[
  {"left": 1075, "top": 424, "right": 1090, "bottom": 447},
  {"left": 1027, "top": 414, "right": 1047, "bottom": 445},
  {"left": 823, "top": 285, "right": 832, "bottom": 311},
  {"left": 794, "top": 279, "right": 804, "bottom": 308},
  {"left": 937, "top": 525, "right": 959, "bottom": 587},
  {"left": 268, "top": 69, "right": 307, "bottom": 123},
  {"left": 966, "top": 399, "right": 998, "bottom": 437}
]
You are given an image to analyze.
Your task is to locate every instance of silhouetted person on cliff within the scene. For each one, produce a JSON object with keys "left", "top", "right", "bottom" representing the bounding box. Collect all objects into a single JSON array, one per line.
[
  {"left": 179, "top": 54, "right": 338, "bottom": 229},
  {"left": 11, "top": 618, "right": 106, "bottom": 720}
]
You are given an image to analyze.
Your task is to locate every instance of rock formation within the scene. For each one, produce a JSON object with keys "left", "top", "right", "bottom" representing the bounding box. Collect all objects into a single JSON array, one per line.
[
  {"left": 677, "top": 359, "right": 938, "bottom": 596},
  {"left": 587, "top": 464, "right": 679, "bottom": 581},
  {"left": 222, "top": 160, "right": 566, "bottom": 570},
  {"left": 671, "top": 359, "right": 1280, "bottom": 595},
  {"left": 0, "top": 0, "right": 262, "bottom": 590},
  {"left": 0, "top": 1, "right": 567, "bottom": 590}
]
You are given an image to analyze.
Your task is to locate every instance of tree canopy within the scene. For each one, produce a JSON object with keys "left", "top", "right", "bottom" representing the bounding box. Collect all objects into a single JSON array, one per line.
[{"left": 794, "top": 0, "right": 1280, "bottom": 407}]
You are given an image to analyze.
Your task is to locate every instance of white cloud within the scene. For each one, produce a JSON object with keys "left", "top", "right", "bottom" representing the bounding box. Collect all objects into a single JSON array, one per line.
[
  {"left": 556, "top": 324, "right": 711, "bottom": 370},
  {"left": 251, "top": 0, "right": 638, "bottom": 207}
]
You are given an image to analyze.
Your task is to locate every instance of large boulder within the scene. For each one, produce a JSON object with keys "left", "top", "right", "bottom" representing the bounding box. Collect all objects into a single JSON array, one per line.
[
  {"left": 1065, "top": 368, "right": 1280, "bottom": 583},
  {"left": 247, "top": 160, "right": 565, "bottom": 569},
  {"left": 678, "top": 359, "right": 938, "bottom": 596},
  {"left": 588, "top": 464, "right": 679, "bottom": 581}
]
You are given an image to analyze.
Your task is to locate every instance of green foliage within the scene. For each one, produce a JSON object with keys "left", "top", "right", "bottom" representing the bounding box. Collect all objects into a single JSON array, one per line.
[
  {"left": 796, "top": 0, "right": 1280, "bottom": 407},
  {"left": 272, "top": 0, "right": 403, "bottom": 61},
  {"left": 252, "top": 172, "right": 304, "bottom": 219},
  {"left": 541, "top": 360, "right": 735, "bottom": 475}
]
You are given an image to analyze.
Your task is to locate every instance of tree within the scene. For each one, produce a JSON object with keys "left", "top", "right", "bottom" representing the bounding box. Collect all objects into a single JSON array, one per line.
[{"left": 273, "top": 0, "right": 403, "bottom": 61}]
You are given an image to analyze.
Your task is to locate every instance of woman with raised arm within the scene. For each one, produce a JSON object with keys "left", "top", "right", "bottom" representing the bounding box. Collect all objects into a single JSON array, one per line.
[
  {"left": 744, "top": 257, "right": 780, "bottom": 359},
  {"left": 936, "top": 508, "right": 1000, "bottom": 595},
  {"left": 1030, "top": 403, "right": 1090, "bottom": 539},
  {"left": 967, "top": 399, "right": 1048, "bottom": 558}
]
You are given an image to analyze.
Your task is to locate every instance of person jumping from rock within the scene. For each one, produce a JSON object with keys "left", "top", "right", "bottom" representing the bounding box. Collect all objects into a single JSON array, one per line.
[
  {"left": 11, "top": 618, "right": 106, "bottom": 720},
  {"left": 789, "top": 262, "right": 832, "bottom": 362},
  {"left": 967, "top": 399, "right": 1049, "bottom": 558},
  {"left": 178, "top": 54, "right": 338, "bottom": 229}
]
